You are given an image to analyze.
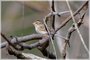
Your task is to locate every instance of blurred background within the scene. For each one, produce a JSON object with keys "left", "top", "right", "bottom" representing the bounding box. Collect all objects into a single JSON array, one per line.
[{"left": 1, "top": 1, "right": 89, "bottom": 59}]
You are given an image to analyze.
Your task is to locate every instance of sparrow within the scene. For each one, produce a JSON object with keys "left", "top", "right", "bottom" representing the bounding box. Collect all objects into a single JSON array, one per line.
[
  {"left": 33, "top": 20, "right": 47, "bottom": 34},
  {"left": 33, "top": 20, "right": 49, "bottom": 49}
]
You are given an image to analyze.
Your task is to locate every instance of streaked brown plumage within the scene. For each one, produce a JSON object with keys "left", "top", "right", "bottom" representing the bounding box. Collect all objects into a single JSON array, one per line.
[{"left": 33, "top": 20, "right": 47, "bottom": 34}]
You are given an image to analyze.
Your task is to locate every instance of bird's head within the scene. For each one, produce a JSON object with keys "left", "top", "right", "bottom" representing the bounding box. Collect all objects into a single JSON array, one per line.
[{"left": 33, "top": 20, "right": 42, "bottom": 26}]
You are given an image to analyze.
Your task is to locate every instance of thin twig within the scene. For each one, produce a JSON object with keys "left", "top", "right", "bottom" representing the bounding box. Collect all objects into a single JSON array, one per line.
[
  {"left": 2, "top": 33, "right": 55, "bottom": 59},
  {"left": 6, "top": 45, "right": 27, "bottom": 59},
  {"left": 62, "top": 10, "right": 87, "bottom": 58},
  {"left": 66, "top": 0, "right": 89, "bottom": 53},
  {"left": 43, "top": 0, "right": 58, "bottom": 57},
  {"left": 6, "top": 44, "right": 46, "bottom": 59},
  {"left": 11, "top": 37, "right": 49, "bottom": 50},
  {"left": 1, "top": 34, "right": 43, "bottom": 48},
  {"left": 51, "top": 0, "right": 55, "bottom": 30},
  {"left": 43, "top": 16, "right": 58, "bottom": 59},
  {"left": 54, "top": 1, "right": 88, "bottom": 34},
  {"left": 1, "top": 33, "right": 23, "bottom": 50},
  {"left": 66, "top": 11, "right": 86, "bottom": 41},
  {"left": 38, "top": 48, "right": 56, "bottom": 59},
  {"left": 51, "top": 0, "right": 55, "bottom": 12}
]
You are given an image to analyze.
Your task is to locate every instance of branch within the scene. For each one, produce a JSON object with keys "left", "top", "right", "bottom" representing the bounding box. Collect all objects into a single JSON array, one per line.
[
  {"left": 61, "top": 9, "right": 87, "bottom": 59},
  {"left": 51, "top": 0, "right": 55, "bottom": 12},
  {"left": 44, "top": 11, "right": 70, "bottom": 25},
  {"left": 37, "top": 40, "right": 56, "bottom": 59},
  {"left": 2, "top": 33, "right": 55, "bottom": 59},
  {"left": 22, "top": 53, "right": 47, "bottom": 59},
  {"left": 1, "top": 33, "right": 15, "bottom": 48},
  {"left": 43, "top": 11, "right": 58, "bottom": 59},
  {"left": 1, "top": 33, "right": 24, "bottom": 50},
  {"left": 38, "top": 48, "right": 56, "bottom": 59},
  {"left": 66, "top": 0, "right": 89, "bottom": 53},
  {"left": 43, "top": 1, "right": 58, "bottom": 58},
  {"left": 17, "top": 37, "right": 49, "bottom": 50},
  {"left": 6, "top": 44, "right": 47, "bottom": 59},
  {"left": 66, "top": 11, "right": 86, "bottom": 41},
  {"left": 54, "top": 1, "right": 88, "bottom": 34},
  {"left": 51, "top": 0, "right": 55, "bottom": 29},
  {"left": 1, "top": 34, "right": 43, "bottom": 48}
]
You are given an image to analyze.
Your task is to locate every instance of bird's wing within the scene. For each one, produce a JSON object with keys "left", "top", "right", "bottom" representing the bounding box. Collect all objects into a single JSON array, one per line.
[{"left": 39, "top": 25, "right": 47, "bottom": 32}]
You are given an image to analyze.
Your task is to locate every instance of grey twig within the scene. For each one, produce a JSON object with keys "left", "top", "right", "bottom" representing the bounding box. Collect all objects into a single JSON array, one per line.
[
  {"left": 2, "top": 33, "right": 56, "bottom": 59},
  {"left": 1, "top": 34, "right": 43, "bottom": 48},
  {"left": 1, "top": 33, "right": 24, "bottom": 50},
  {"left": 6, "top": 44, "right": 46, "bottom": 59},
  {"left": 62, "top": 9, "right": 87, "bottom": 59},
  {"left": 54, "top": 1, "right": 88, "bottom": 34},
  {"left": 51, "top": 0, "right": 55, "bottom": 30},
  {"left": 39, "top": 49, "right": 56, "bottom": 59}
]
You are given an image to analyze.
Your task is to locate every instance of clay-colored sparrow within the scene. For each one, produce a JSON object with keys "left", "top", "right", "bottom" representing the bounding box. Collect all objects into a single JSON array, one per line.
[{"left": 33, "top": 20, "right": 47, "bottom": 34}]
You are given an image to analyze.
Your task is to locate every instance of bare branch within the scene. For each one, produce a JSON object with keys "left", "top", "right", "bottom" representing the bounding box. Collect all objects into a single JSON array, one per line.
[
  {"left": 54, "top": 1, "right": 88, "bottom": 34},
  {"left": 22, "top": 53, "right": 47, "bottom": 59},
  {"left": 43, "top": 0, "right": 58, "bottom": 58},
  {"left": 38, "top": 48, "right": 56, "bottom": 59},
  {"left": 1, "top": 33, "right": 24, "bottom": 50},
  {"left": 51, "top": 0, "right": 55, "bottom": 12},
  {"left": 66, "top": 0, "right": 89, "bottom": 53},
  {"left": 51, "top": 0, "right": 55, "bottom": 30},
  {"left": 18, "top": 37, "right": 49, "bottom": 50},
  {"left": 43, "top": 13, "right": 58, "bottom": 59},
  {"left": 6, "top": 44, "right": 47, "bottom": 59},
  {"left": 3, "top": 34, "right": 55, "bottom": 59},
  {"left": 6, "top": 45, "right": 27, "bottom": 59},
  {"left": 61, "top": 7, "right": 87, "bottom": 59},
  {"left": 1, "top": 34, "right": 43, "bottom": 48},
  {"left": 66, "top": 11, "right": 86, "bottom": 41}
]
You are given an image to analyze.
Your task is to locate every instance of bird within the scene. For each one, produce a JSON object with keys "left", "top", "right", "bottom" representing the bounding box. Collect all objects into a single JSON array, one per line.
[
  {"left": 33, "top": 20, "right": 49, "bottom": 50},
  {"left": 33, "top": 20, "right": 47, "bottom": 34}
]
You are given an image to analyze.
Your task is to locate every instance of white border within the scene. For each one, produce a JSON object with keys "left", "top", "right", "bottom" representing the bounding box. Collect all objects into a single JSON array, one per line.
[
  {"left": 0, "top": 0, "right": 89, "bottom": 60},
  {"left": 0, "top": 0, "right": 88, "bottom": 1},
  {"left": 89, "top": 1, "right": 90, "bottom": 60},
  {"left": 0, "top": 0, "right": 1, "bottom": 59}
]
